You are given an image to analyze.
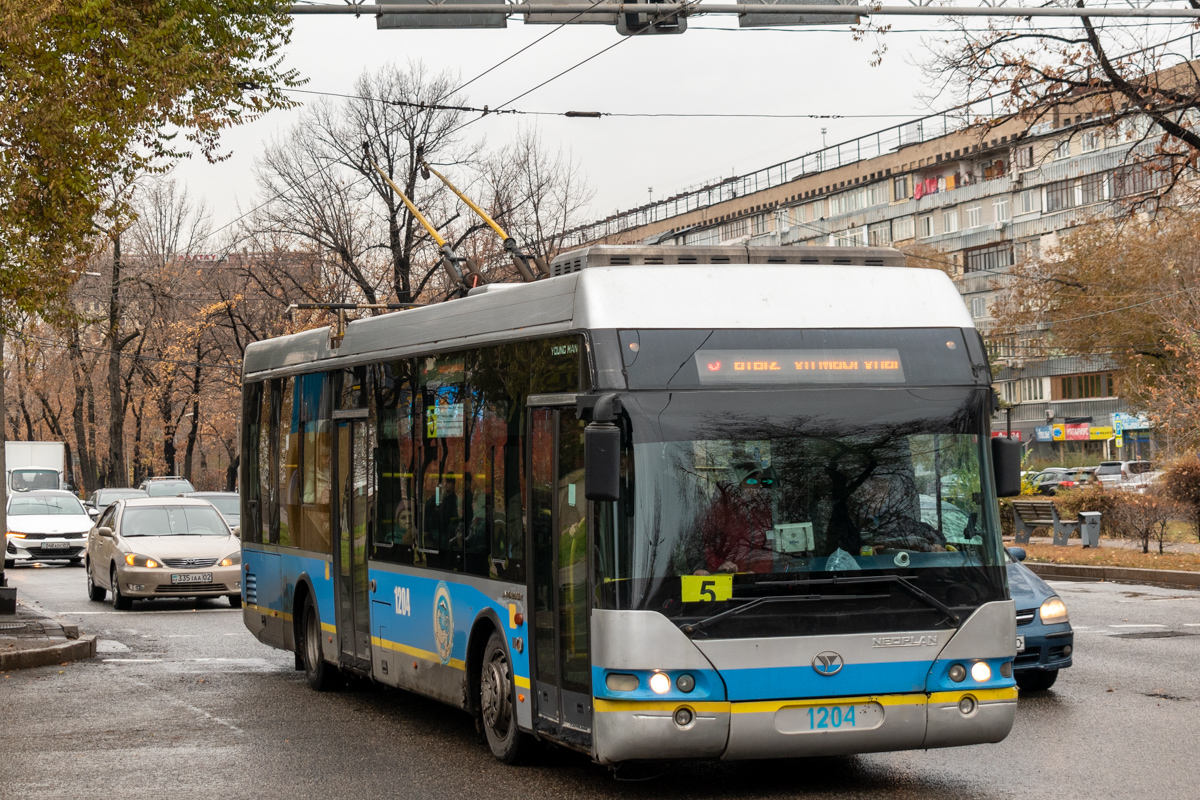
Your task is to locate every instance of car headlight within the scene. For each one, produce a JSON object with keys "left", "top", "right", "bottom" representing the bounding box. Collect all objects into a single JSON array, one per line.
[
  {"left": 1039, "top": 596, "right": 1069, "bottom": 624},
  {"left": 219, "top": 551, "right": 241, "bottom": 568},
  {"left": 7, "top": 532, "right": 27, "bottom": 538},
  {"left": 125, "top": 553, "right": 160, "bottom": 568}
]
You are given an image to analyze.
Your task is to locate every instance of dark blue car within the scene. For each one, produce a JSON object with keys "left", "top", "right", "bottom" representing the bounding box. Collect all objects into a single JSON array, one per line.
[{"left": 1006, "top": 547, "right": 1074, "bottom": 691}]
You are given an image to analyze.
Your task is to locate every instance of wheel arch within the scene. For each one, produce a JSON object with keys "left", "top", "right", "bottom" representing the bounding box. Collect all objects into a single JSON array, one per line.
[
  {"left": 291, "top": 572, "right": 319, "bottom": 656},
  {"left": 465, "top": 608, "right": 505, "bottom": 715}
]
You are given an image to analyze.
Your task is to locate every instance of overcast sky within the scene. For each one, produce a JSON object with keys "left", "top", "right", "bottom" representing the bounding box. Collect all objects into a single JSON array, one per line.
[{"left": 173, "top": 14, "right": 964, "bottom": 246}]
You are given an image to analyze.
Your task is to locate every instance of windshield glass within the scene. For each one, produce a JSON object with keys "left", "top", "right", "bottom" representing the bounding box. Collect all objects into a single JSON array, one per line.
[
  {"left": 8, "top": 496, "right": 85, "bottom": 516},
  {"left": 145, "top": 480, "right": 195, "bottom": 497},
  {"left": 10, "top": 470, "right": 59, "bottom": 491},
  {"left": 200, "top": 496, "right": 240, "bottom": 516},
  {"left": 596, "top": 387, "right": 1006, "bottom": 637},
  {"left": 121, "top": 506, "right": 228, "bottom": 536},
  {"left": 97, "top": 489, "right": 147, "bottom": 504}
]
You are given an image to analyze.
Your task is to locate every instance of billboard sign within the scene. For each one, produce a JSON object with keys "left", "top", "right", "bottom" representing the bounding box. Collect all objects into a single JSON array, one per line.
[
  {"left": 991, "top": 431, "right": 1022, "bottom": 441},
  {"left": 377, "top": 0, "right": 506, "bottom": 29},
  {"left": 1035, "top": 426, "right": 1053, "bottom": 442},
  {"left": 739, "top": 0, "right": 862, "bottom": 27},
  {"left": 1090, "top": 426, "right": 1114, "bottom": 441},
  {"left": 1065, "top": 423, "right": 1090, "bottom": 441}
]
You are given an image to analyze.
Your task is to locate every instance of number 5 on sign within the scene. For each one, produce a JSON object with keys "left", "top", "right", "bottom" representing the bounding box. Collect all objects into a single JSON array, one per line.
[{"left": 681, "top": 574, "right": 733, "bottom": 603}]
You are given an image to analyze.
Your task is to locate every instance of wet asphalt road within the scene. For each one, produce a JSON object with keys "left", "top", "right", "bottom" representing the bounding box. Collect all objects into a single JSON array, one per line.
[{"left": 3, "top": 565, "right": 1200, "bottom": 800}]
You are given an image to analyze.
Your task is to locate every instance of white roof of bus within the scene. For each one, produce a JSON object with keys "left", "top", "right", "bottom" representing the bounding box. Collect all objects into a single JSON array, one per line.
[{"left": 243, "top": 262, "right": 973, "bottom": 376}]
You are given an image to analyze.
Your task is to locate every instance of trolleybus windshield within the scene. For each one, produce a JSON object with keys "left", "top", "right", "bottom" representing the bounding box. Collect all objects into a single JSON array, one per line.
[{"left": 595, "top": 385, "right": 1006, "bottom": 639}]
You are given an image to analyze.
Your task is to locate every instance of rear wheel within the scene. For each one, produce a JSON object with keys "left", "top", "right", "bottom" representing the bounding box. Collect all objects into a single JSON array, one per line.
[
  {"left": 110, "top": 567, "right": 132, "bottom": 610},
  {"left": 1017, "top": 669, "right": 1059, "bottom": 692},
  {"left": 228, "top": 594, "right": 243, "bottom": 609},
  {"left": 300, "top": 594, "right": 340, "bottom": 691},
  {"left": 480, "top": 630, "right": 526, "bottom": 764},
  {"left": 86, "top": 562, "right": 106, "bottom": 602}
]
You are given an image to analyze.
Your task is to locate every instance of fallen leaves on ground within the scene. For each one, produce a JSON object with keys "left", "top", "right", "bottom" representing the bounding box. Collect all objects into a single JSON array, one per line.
[{"left": 1023, "top": 543, "right": 1200, "bottom": 571}]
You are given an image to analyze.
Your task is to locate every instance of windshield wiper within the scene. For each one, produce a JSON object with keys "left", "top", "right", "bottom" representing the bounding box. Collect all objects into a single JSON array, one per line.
[{"left": 679, "top": 574, "right": 960, "bottom": 636}]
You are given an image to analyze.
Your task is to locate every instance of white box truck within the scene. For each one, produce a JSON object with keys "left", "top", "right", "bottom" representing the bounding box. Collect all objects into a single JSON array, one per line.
[{"left": 5, "top": 441, "right": 66, "bottom": 492}]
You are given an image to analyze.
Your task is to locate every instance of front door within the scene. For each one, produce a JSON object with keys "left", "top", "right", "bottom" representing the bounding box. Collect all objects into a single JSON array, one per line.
[
  {"left": 529, "top": 407, "right": 593, "bottom": 748},
  {"left": 336, "top": 418, "right": 372, "bottom": 667}
]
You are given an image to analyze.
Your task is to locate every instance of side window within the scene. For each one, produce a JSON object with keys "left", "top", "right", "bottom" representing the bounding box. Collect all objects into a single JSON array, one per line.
[
  {"left": 373, "top": 361, "right": 417, "bottom": 563},
  {"left": 279, "top": 377, "right": 297, "bottom": 547},
  {"left": 241, "top": 382, "right": 264, "bottom": 544},
  {"left": 297, "top": 372, "right": 332, "bottom": 554},
  {"left": 420, "top": 354, "right": 467, "bottom": 573},
  {"left": 260, "top": 381, "right": 277, "bottom": 544},
  {"left": 471, "top": 344, "right": 526, "bottom": 583},
  {"left": 530, "top": 336, "right": 588, "bottom": 394},
  {"left": 98, "top": 505, "right": 117, "bottom": 531}
]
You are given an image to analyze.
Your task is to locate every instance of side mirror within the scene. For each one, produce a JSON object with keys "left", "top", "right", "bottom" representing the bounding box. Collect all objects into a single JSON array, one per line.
[
  {"left": 97, "top": 526, "right": 113, "bottom": 538},
  {"left": 231, "top": 526, "right": 241, "bottom": 539},
  {"left": 1007, "top": 547, "right": 1027, "bottom": 562},
  {"left": 992, "top": 436, "right": 1022, "bottom": 497},
  {"left": 87, "top": 507, "right": 100, "bottom": 518},
  {"left": 584, "top": 422, "right": 621, "bottom": 502}
]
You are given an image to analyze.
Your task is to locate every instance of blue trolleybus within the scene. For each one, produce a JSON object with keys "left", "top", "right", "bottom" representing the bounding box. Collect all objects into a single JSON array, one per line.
[{"left": 239, "top": 245, "right": 1022, "bottom": 764}]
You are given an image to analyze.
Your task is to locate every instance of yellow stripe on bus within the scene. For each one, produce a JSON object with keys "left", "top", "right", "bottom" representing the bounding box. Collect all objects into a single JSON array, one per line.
[
  {"left": 370, "top": 635, "right": 466, "bottom": 671},
  {"left": 929, "top": 687, "right": 1018, "bottom": 704},
  {"left": 246, "top": 602, "right": 293, "bottom": 623},
  {"left": 514, "top": 675, "right": 531, "bottom": 689},
  {"left": 593, "top": 699, "right": 731, "bottom": 714}
]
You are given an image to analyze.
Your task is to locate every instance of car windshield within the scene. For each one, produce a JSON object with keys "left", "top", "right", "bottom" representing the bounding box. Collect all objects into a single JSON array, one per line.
[
  {"left": 8, "top": 496, "right": 85, "bottom": 516},
  {"left": 10, "top": 470, "right": 59, "bottom": 491},
  {"left": 199, "top": 496, "right": 239, "bottom": 516},
  {"left": 145, "top": 480, "right": 195, "bottom": 497},
  {"left": 121, "top": 506, "right": 228, "bottom": 536},
  {"left": 97, "top": 489, "right": 147, "bottom": 503},
  {"left": 596, "top": 387, "right": 1006, "bottom": 637}
]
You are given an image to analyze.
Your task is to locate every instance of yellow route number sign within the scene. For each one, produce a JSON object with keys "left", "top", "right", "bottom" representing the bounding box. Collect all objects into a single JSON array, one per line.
[{"left": 681, "top": 574, "right": 733, "bottom": 603}]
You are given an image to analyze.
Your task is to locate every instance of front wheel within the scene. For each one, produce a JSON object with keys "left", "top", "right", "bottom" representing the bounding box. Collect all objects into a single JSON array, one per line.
[
  {"left": 1017, "top": 669, "right": 1059, "bottom": 692},
  {"left": 86, "top": 562, "right": 106, "bottom": 602},
  {"left": 480, "top": 631, "right": 526, "bottom": 764},
  {"left": 111, "top": 567, "right": 133, "bottom": 610},
  {"left": 300, "top": 594, "right": 340, "bottom": 691},
  {"left": 228, "top": 594, "right": 243, "bottom": 609}
]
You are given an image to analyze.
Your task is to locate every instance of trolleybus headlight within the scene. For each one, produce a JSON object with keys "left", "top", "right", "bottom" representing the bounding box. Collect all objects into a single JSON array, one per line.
[
  {"left": 676, "top": 673, "right": 696, "bottom": 693},
  {"left": 948, "top": 664, "right": 967, "bottom": 682},
  {"left": 970, "top": 662, "right": 992, "bottom": 682},
  {"left": 649, "top": 672, "right": 671, "bottom": 694},
  {"left": 605, "top": 673, "right": 639, "bottom": 692},
  {"left": 1039, "top": 596, "right": 1069, "bottom": 624}
]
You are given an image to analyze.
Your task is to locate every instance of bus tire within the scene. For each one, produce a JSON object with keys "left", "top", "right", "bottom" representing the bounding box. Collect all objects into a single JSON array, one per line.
[
  {"left": 480, "top": 630, "right": 525, "bottom": 764},
  {"left": 300, "top": 593, "right": 340, "bottom": 692}
]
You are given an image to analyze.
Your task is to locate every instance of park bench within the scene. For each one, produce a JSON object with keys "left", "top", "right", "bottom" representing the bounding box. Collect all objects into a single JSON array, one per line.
[{"left": 1011, "top": 499, "right": 1079, "bottom": 546}]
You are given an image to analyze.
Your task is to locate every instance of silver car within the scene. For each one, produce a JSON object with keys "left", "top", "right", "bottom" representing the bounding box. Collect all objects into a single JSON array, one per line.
[{"left": 85, "top": 497, "right": 242, "bottom": 610}]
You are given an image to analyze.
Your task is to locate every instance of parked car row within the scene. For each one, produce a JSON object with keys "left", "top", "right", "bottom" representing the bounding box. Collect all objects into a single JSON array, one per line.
[{"left": 1029, "top": 460, "right": 1159, "bottom": 495}]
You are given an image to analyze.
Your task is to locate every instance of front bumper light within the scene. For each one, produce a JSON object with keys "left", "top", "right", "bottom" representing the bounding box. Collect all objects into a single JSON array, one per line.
[
  {"left": 7, "top": 532, "right": 27, "bottom": 539},
  {"left": 125, "top": 553, "right": 160, "bottom": 568},
  {"left": 219, "top": 551, "right": 241, "bottom": 568},
  {"left": 1039, "top": 596, "right": 1069, "bottom": 624}
]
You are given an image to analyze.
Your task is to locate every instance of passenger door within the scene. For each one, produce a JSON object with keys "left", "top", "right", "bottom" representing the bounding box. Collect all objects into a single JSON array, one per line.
[
  {"left": 335, "top": 415, "right": 373, "bottom": 669},
  {"left": 528, "top": 406, "right": 593, "bottom": 748}
]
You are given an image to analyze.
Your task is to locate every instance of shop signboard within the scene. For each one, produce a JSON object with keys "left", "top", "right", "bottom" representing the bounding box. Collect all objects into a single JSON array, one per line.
[
  {"left": 1065, "top": 423, "right": 1090, "bottom": 441},
  {"left": 991, "top": 431, "right": 1022, "bottom": 441},
  {"left": 1035, "top": 426, "right": 1053, "bottom": 442},
  {"left": 1090, "top": 426, "right": 1113, "bottom": 440}
]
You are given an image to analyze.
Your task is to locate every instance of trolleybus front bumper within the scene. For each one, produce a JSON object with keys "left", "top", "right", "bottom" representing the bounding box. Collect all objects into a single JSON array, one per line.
[{"left": 594, "top": 687, "right": 1016, "bottom": 763}]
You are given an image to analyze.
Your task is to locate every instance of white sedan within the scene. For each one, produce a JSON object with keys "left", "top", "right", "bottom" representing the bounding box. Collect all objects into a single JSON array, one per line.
[{"left": 5, "top": 490, "right": 94, "bottom": 567}]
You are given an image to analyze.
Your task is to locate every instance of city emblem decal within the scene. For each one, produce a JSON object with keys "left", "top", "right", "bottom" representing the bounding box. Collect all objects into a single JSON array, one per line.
[
  {"left": 812, "top": 651, "right": 844, "bottom": 676},
  {"left": 433, "top": 581, "right": 454, "bottom": 665}
]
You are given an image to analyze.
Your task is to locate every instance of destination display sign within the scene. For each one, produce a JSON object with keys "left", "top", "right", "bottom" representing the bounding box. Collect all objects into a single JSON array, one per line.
[{"left": 694, "top": 349, "right": 906, "bottom": 384}]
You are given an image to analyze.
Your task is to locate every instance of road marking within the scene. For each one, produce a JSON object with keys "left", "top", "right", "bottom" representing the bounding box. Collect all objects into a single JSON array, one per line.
[
  {"left": 103, "top": 658, "right": 163, "bottom": 663},
  {"left": 1111, "top": 624, "right": 1167, "bottom": 628}
]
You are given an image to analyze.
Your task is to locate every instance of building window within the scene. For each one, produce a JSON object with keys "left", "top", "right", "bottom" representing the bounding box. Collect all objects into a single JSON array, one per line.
[
  {"left": 943, "top": 208, "right": 959, "bottom": 234},
  {"left": 1045, "top": 179, "right": 1074, "bottom": 213},
  {"left": 1019, "top": 188, "right": 1039, "bottom": 215},
  {"left": 751, "top": 214, "right": 768, "bottom": 236},
  {"left": 1015, "top": 239, "right": 1041, "bottom": 263},
  {"left": 971, "top": 296, "right": 987, "bottom": 318},
  {"left": 1021, "top": 377, "right": 1045, "bottom": 402},
  {"left": 1080, "top": 172, "right": 1109, "bottom": 205},
  {"left": 867, "top": 182, "right": 889, "bottom": 207},
  {"left": 720, "top": 218, "right": 749, "bottom": 241},
  {"left": 1053, "top": 139, "right": 1071, "bottom": 160},
  {"left": 994, "top": 196, "right": 1010, "bottom": 222},
  {"left": 920, "top": 215, "right": 934, "bottom": 238},
  {"left": 1058, "top": 373, "right": 1115, "bottom": 400},
  {"left": 831, "top": 226, "right": 867, "bottom": 247},
  {"left": 1014, "top": 145, "right": 1034, "bottom": 170},
  {"left": 965, "top": 242, "right": 1014, "bottom": 274},
  {"left": 1081, "top": 130, "right": 1101, "bottom": 153},
  {"left": 966, "top": 204, "right": 982, "bottom": 228},
  {"left": 867, "top": 221, "right": 892, "bottom": 247},
  {"left": 893, "top": 174, "right": 910, "bottom": 201},
  {"left": 1002, "top": 381, "right": 1020, "bottom": 404},
  {"left": 1114, "top": 164, "right": 1164, "bottom": 198}
]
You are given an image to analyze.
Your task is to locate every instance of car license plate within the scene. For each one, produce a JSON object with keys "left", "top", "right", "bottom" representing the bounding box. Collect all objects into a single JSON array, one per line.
[
  {"left": 1016, "top": 635, "right": 1026, "bottom": 653},
  {"left": 171, "top": 572, "right": 213, "bottom": 584},
  {"left": 41, "top": 541, "right": 70, "bottom": 550}
]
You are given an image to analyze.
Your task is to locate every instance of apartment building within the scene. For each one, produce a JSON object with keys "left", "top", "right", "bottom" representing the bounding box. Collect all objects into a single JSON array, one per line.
[{"left": 566, "top": 101, "right": 1169, "bottom": 459}]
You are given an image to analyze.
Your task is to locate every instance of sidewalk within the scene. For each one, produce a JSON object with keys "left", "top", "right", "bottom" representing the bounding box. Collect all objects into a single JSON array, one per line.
[
  {"left": 0, "top": 597, "right": 96, "bottom": 671},
  {"left": 1011, "top": 534, "right": 1200, "bottom": 555}
]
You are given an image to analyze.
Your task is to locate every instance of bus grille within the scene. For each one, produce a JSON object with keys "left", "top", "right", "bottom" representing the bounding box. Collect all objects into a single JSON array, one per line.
[{"left": 155, "top": 583, "right": 228, "bottom": 594}]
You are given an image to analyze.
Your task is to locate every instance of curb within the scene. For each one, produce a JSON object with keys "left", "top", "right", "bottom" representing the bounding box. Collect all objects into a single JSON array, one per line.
[
  {"left": 1026, "top": 562, "right": 1200, "bottom": 591},
  {"left": 0, "top": 635, "right": 97, "bottom": 671}
]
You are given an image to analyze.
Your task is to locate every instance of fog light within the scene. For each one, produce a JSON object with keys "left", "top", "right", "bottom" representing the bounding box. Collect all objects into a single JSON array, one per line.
[
  {"left": 649, "top": 672, "right": 671, "bottom": 694},
  {"left": 673, "top": 707, "right": 694, "bottom": 727},
  {"left": 1000, "top": 661, "right": 1013, "bottom": 678},
  {"left": 948, "top": 664, "right": 967, "bottom": 682},
  {"left": 676, "top": 673, "right": 696, "bottom": 693},
  {"left": 958, "top": 696, "right": 977, "bottom": 715},
  {"left": 1062, "top": 645, "right": 1072, "bottom": 657},
  {"left": 605, "top": 673, "right": 639, "bottom": 692},
  {"left": 127, "top": 584, "right": 144, "bottom": 592},
  {"left": 970, "top": 662, "right": 992, "bottom": 682}
]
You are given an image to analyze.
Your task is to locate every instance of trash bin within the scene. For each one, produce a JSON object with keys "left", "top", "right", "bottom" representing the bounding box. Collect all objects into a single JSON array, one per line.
[{"left": 1079, "top": 511, "right": 1101, "bottom": 548}]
